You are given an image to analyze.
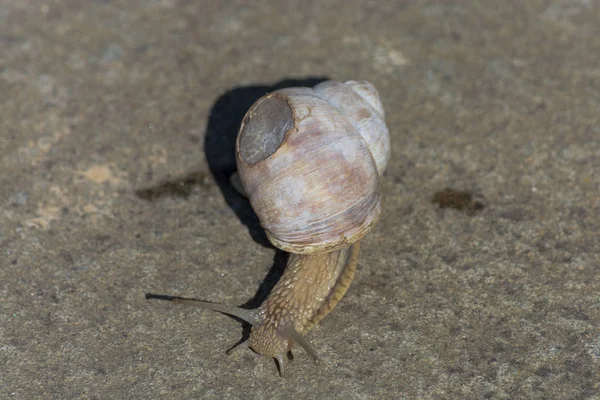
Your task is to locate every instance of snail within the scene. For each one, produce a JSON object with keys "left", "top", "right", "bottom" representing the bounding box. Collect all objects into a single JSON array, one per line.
[{"left": 173, "top": 80, "right": 390, "bottom": 375}]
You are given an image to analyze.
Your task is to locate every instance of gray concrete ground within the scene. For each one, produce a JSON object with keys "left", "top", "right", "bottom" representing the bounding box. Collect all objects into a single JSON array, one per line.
[{"left": 1, "top": 1, "right": 599, "bottom": 399}]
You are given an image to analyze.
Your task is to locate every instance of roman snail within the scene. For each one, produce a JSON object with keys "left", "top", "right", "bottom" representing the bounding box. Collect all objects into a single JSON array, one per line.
[{"left": 173, "top": 80, "right": 390, "bottom": 375}]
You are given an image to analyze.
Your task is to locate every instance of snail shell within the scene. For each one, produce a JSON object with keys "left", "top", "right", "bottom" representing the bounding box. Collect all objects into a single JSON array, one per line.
[{"left": 236, "top": 80, "right": 389, "bottom": 254}]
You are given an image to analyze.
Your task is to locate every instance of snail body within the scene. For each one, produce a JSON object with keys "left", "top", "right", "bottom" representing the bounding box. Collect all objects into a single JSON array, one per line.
[{"left": 176, "top": 80, "right": 389, "bottom": 375}]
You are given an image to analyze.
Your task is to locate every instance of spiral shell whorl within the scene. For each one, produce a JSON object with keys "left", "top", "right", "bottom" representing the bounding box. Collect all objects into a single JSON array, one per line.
[{"left": 313, "top": 80, "right": 389, "bottom": 176}]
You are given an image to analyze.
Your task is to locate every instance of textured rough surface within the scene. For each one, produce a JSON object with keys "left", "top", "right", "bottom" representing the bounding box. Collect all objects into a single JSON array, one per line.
[{"left": 1, "top": 1, "right": 599, "bottom": 399}]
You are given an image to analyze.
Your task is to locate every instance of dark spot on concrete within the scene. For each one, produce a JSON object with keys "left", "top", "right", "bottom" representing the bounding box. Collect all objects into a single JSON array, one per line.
[
  {"left": 447, "top": 365, "right": 463, "bottom": 374},
  {"left": 535, "top": 366, "right": 552, "bottom": 377},
  {"left": 440, "top": 252, "right": 457, "bottom": 264},
  {"left": 461, "top": 263, "right": 474, "bottom": 271},
  {"left": 432, "top": 188, "right": 486, "bottom": 215},
  {"left": 135, "top": 171, "right": 213, "bottom": 200},
  {"left": 359, "top": 368, "right": 374, "bottom": 377}
]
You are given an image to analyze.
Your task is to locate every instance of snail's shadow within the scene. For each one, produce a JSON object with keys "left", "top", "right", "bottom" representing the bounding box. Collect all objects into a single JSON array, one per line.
[{"left": 143, "top": 77, "right": 329, "bottom": 347}]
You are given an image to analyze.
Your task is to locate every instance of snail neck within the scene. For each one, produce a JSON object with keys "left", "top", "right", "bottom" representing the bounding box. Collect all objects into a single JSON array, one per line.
[{"left": 249, "top": 242, "right": 361, "bottom": 371}]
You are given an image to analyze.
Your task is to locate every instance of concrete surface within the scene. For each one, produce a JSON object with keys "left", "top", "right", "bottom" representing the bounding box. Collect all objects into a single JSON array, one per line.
[{"left": 1, "top": 1, "right": 599, "bottom": 399}]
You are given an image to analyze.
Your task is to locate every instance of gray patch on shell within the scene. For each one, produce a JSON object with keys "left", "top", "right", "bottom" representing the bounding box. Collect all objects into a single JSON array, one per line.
[{"left": 239, "top": 95, "right": 293, "bottom": 165}]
